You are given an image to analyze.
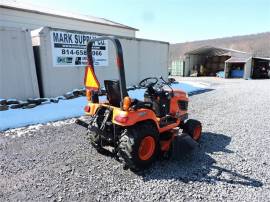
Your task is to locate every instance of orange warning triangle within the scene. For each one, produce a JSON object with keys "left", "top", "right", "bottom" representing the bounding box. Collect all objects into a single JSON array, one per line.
[{"left": 84, "top": 66, "right": 100, "bottom": 90}]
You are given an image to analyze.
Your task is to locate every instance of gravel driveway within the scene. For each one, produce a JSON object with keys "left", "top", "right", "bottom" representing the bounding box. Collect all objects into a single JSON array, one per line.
[{"left": 1, "top": 78, "right": 270, "bottom": 201}]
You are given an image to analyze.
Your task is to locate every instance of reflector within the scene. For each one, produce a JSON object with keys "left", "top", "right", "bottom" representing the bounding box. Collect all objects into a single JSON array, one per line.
[
  {"left": 84, "top": 105, "right": 91, "bottom": 113},
  {"left": 114, "top": 115, "right": 129, "bottom": 123},
  {"left": 84, "top": 66, "right": 100, "bottom": 90}
]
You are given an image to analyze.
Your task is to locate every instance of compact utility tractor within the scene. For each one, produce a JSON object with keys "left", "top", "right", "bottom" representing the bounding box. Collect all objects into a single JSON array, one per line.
[{"left": 76, "top": 37, "right": 202, "bottom": 170}]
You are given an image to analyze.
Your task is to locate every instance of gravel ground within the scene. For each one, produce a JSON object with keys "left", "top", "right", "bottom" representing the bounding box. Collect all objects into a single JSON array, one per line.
[{"left": 1, "top": 77, "right": 270, "bottom": 201}]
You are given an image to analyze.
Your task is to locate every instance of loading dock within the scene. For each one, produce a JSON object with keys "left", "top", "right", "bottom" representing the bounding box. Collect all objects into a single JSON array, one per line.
[
  {"left": 224, "top": 56, "right": 252, "bottom": 79},
  {"left": 182, "top": 46, "right": 260, "bottom": 79},
  {"left": 184, "top": 46, "right": 249, "bottom": 77}
]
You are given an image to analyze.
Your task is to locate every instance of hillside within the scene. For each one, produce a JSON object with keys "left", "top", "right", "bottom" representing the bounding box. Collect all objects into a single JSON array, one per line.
[{"left": 170, "top": 32, "right": 270, "bottom": 63}]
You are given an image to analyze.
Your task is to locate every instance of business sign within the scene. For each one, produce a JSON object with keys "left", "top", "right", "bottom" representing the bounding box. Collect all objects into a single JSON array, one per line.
[{"left": 50, "top": 30, "right": 108, "bottom": 67}]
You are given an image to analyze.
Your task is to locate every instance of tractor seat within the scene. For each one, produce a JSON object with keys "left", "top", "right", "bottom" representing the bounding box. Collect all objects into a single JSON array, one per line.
[
  {"left": 104, "top": 80, "right": 122, "bottom": 107},
  {"left": 104, "top": 80, "right": 153, "bottom": 110}
]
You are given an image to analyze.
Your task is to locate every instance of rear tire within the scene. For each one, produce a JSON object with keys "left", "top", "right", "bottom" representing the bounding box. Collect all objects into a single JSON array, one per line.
[
  {"left": 183, "top": 119, "right": 202, "bottom": 141},
  {"left": 118, "top": 122, "right": 159, "bottom": 170}
]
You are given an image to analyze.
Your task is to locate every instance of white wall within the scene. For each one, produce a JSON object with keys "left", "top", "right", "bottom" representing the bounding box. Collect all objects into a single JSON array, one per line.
[
  {"left": 244, "top": 58, "right": 252, "bottom": 79},
  {"left": 0, "top": 27, "right": 39, "bottom": 99},
  {"left": 34, "top": 27, "right": 168, "bottom": 98},
  {"left": 0, "top": 7, "right": 135, "bottom": 37}
]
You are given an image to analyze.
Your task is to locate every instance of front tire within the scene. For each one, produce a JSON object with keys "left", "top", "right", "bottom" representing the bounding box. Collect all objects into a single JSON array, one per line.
[
  {"left": 183, "top": 119, "right": 202, "bottom": 141},
  {"left": 118, "top": 122, "right": 159, "bottom": 170}
]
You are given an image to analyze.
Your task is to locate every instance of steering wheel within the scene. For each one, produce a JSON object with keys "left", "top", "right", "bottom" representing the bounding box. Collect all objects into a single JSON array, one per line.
[{"left": 139, "top": 77, "right": 158, "bottom": 88}]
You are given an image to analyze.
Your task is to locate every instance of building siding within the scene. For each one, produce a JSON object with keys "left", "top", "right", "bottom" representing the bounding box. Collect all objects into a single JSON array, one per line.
[{"left": 0, "top": 27, "right": 40, "bottom": 99}]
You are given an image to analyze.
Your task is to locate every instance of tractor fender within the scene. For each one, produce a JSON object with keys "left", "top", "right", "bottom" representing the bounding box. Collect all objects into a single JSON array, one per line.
[{"left": 112, "top": 107, "right": 159, "bottom": 128}]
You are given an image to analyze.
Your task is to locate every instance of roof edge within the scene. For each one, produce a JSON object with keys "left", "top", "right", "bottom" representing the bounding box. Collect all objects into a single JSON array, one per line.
[
  {"left": 184, "top": 45, "right": 247, "bottom": 55},
  {"left": 225, "top": 56, "right": 252, "bottom": 63},
  {"left": 253, "top": 56, "right": 270, "bottom": 61},
  {"left": 0, "top": 4, "right": 139, "bottom": 31}
]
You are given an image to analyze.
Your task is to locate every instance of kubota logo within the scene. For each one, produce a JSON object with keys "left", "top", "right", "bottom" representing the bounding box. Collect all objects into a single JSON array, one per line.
[{"left": 138, "top": 112, "right": 147, "bottom": 117}]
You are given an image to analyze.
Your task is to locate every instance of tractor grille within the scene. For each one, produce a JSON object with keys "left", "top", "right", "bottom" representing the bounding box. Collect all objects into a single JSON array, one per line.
[{"left": 178, "top": 100, "right": 188, "bottom": 111}]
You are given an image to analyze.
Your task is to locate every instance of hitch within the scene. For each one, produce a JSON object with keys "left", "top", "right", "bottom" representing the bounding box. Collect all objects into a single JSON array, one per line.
[{"left": 75, "top": 119, "right": 89, "bottom": 128}]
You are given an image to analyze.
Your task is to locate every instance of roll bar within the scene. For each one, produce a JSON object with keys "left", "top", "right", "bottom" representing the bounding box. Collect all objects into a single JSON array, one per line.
[{"left": 86, "top": 37, "right": 128, "bottom": 101}]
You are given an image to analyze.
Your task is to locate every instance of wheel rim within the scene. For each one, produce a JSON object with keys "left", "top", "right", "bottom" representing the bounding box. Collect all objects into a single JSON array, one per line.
[
  {"left": 193, "top": 126, "right": 202, "bottom": 140},
  {"left": 138, "top": 136, "right": 156, "bottom": 161}
]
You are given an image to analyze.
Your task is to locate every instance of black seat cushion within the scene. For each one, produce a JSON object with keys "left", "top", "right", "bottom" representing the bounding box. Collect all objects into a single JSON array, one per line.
[
  {"left": 104, "top": 80, "right": 154, "bottom": 110},
  {"left": 104, "top": 80, "right": 122, "bottom": 107}
]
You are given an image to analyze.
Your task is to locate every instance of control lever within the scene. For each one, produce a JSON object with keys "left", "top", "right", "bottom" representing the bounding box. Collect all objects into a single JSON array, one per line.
[
  {"left": 159, "top": 76, "right": 168, "bottom": 84},
  {"left": 159, "top": 76, "right": 174, "bottom": 96}
]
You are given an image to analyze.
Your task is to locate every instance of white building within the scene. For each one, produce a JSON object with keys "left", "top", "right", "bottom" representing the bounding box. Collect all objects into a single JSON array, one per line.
[{"left": 0, "top": 0, "right": 169, "bottom": 99}]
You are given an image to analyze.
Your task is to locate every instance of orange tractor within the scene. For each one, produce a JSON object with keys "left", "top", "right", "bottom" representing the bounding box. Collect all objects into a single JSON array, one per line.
[{"left": 76, "top": 37, "right": 202, "bottom": 170}]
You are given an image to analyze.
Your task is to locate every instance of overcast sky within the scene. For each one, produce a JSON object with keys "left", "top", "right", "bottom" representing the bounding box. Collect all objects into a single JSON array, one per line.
[{"left": 19, "top": 0, "right": 270, "bottom": 43}]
